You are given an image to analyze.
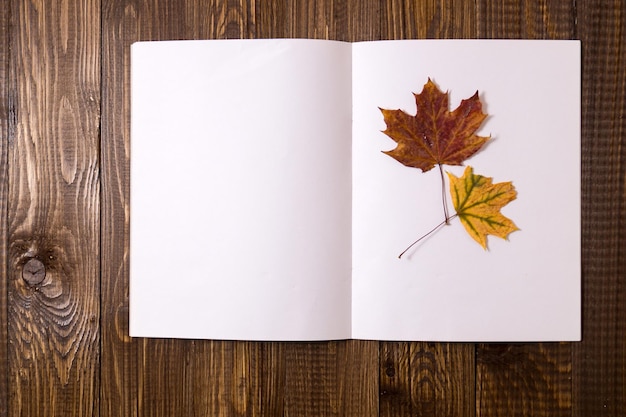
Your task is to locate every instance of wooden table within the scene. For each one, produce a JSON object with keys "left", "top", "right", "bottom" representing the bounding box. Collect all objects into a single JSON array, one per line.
[{"left": 1, "top": 1, "right": 624, "bottom": 416}]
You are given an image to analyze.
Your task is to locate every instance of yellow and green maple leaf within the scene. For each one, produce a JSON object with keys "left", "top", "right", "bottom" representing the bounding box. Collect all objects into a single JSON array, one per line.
[{"left": 447, "top": 166, "right": 519, "bottom": 249}]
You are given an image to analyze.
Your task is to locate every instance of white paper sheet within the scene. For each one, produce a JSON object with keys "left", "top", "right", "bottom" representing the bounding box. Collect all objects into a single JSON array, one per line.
[
  {"left": 131, "top": 39, "right": 580, "bottom": 341},
  {"left": 130, "top": 39, "right": 353, "bottom": 340},
  {"left": 352, "top": 40, "right": 580, "bottom": 341}
]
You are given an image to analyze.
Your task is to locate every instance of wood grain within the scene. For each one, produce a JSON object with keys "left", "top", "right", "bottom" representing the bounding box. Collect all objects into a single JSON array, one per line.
[
  {"left": 100, "top": 1, "right": 138, "bottom": 415},
  {"left": 286, "top": 0, "right": 351, "bottom": 39},
  {"left": 382, "top": 0, "right": 477, "bottom": 38},
  {"left": 476, "top": 0, "right": 576, "bottom": 39},
  {"left": 283, "top": 341, "right": 378, "bottom": 417},
  {"left": 0, "top": 2, "right": 9, "bottom": 416},
  {"left": 101, "top": 1, "right": 262, "bottom": 416},
  {"left": 347, "top": 0, "right": 380, "bottom": 41},
  {"left": 574, "top": 1, "right": 626, "bottom": 416},
  {"left": 474, "top": 2, "right": 576, "bottom": 416},
  {"left": 379, "top": 342, "right": 475, "bottom": 417},
  {"left": 7, "top": 0, "right": 101, "bottom": 416},
  {"left": 477, "top": 344, "right": 572, "bottom": 417},
  {"left": 271, "top": 2, "right": 380, "bottom": 416},
  {"left": 2, "top": 0, "right": 626, "bottom": 416},
  {"left": 260, "top": 343, "right": 287, "bottom": 416},
  {"left": 179, "top": 340, "right": 263, "bottom": 416},
  {"left": 378, "top": 3, "right": 479, "bottom": 416},
  {"left": 379, "top": 342, "right": 411, "bottom": 416},
  {"left": 283, "top": 343, "right": 343, "bottom": 416},
  {"left": 339, "top": 341, "right": 379, "bottom": 416},
  {"left": 136, "top": 339, "right": 264, "bottom": 416},
  {"left": 411, "top": 343, "right": 475, "bottom": 417}
]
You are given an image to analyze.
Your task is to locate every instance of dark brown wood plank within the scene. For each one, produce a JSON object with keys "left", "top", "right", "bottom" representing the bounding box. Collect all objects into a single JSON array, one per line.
[
  {"left": 382, "top": 0, "right": 477, "bottom": 39},
  {"left": 247, "top": 4, "right": 291, "bottom": 415},
  {"left": 231, "top": 342, "right": 263, "bottom": 415},
  {"left": 139, "top": 340, "right": 259, "bottom": 416},
  {"left": 7, "top": 0, "right": 101, "bottom": 416},
  {"left": 477, "top": 344, "right": 572, "bottom": 417},
  {"left": 0, "top": 0, "right": 9, "bottom": 415},
  {"left": 288, "top": 0, "right": 346, "bottom": 40},
  {"left": 100, "top": 1, "right": 139, "bottom": 415},
  {"left": 144, "top": 343, "right": 258, "bottom": 416},
  {"left": 283, "top": 342, "right": 340, "bottom": 416},
  {"left": 260, "top": 343, "right": 287, "bottom": 416},
  {"left": 475, "top": 2, "right": 576, "bottom": 417},
  {"left": 379, "top": 342, "right": 475, "bottom": 417},
  {"left": 283, "top": 341, "right": 378, "bottom": 417},
  {"left": 138, "top": 340, "right": 264, "bottom": 416},
  {"left": 573, "top": 0, "right": 626, "bottom": 416},
  {"left": 347, "top": 0, "right": 380, "bottom": 41},
  {"left": 378, "top": 2, "right": 479, "bottom": 416},
  {"left": 276, "top": 3, "right": 379, "bottom": 416},
  {"left": 476, "top": 0, "right": 575, "bottom": 39},
  {"left": 101, "top": 1, "right": 264, "bottom": 416},
  {"left": 339, "top": 340, "right": 379, "bottom": 416},
  {"left": 411, "top": 343, "right": 475, "bottom": 417},
  {"left": 255, "top": 0, "right": 288, "bottom": 39},
  {"left": 380, "top": 342, "right": 412, "bottom": 416},
  {"left": 138, "top": 339, "right": 190, "bottom": 416}
]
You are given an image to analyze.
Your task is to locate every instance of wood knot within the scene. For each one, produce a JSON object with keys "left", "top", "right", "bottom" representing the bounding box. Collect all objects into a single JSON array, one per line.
[
  {"left": 384, "top": 359, "right": 396, "bottom": 377},
  {"left": 22, "top": 258, "right": 46, "bottom": 286}
]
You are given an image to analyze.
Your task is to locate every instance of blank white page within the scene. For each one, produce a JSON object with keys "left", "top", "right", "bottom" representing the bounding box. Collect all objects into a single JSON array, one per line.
[{"left": 130, "top": 39, "right": 353, "bottom": 340}]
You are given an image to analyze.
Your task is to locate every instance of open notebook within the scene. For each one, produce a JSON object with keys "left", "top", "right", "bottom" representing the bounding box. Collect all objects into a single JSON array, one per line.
[{"left": 130, "top": 39, "right": 580, "bottom": 341}]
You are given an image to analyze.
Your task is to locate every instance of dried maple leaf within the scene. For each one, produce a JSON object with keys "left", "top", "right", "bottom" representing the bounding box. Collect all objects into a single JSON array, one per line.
[
  {"left": 447, "top": 166, "right": 519, "bottom": 249},
  {"left": 380, "top": 78, "right": 489, "bottom": 173}
]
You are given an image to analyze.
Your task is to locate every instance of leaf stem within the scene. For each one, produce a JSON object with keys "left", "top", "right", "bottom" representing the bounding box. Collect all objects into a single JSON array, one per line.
[
  {"left": 438, "top": 163, "right": 450, "bottom": 224},
  {"left": 398, "top": 214, "right": 458, "bottom": 259}
]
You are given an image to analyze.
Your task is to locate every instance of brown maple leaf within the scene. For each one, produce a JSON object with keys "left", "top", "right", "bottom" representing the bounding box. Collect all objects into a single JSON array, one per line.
[{"left": 380, "top": 78, "right": 489, "bottom": 173}]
